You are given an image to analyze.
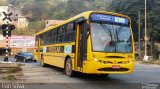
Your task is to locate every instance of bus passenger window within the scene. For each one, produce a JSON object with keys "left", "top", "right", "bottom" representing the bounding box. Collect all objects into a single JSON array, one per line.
[
  {"left": 65, "top": 22, "right": 75, "bottom": 42},
  {"left": 57, "top": 26, "right": 64, "bottom": 43}
]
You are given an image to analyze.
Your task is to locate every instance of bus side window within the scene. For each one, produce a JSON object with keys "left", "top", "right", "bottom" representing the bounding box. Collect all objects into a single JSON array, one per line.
[
  {"left": 44, "top": 32, "right": 48, "bottom": 44},
  {"left": 48, "top": 31, "right": 52, "bottom": 44},
  {"left": 57, "top": 26, "right": 64, "bottom": 43},
  {"left": 65, "top": 22, "right": 75, "bottom": 42},
  {"left": 51, "top": 29, "right": 57, "bottom": 44},
  {"left": 40, "top": 34, "right": 44, "bottom": 45}
]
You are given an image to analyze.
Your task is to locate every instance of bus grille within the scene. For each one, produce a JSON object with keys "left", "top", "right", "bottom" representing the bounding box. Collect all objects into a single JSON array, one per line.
[
  {"left": 98, "top": 60, "right": 129, "bottom": 64},
  {"left": 98, "top": 68, "right": 129, "bottom": 72}
]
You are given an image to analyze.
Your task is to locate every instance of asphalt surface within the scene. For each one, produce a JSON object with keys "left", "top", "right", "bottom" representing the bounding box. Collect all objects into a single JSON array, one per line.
[{"left": 0, "top": 57, "right": 160, "bottom": 89}]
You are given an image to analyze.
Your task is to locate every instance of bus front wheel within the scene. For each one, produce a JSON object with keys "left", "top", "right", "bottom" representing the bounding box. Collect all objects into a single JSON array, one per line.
[{"left": 65, "top": 58, "right": 74, "bottom": 77}]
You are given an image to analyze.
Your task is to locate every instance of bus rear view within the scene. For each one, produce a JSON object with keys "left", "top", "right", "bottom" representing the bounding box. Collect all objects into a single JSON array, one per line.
[{"left": 83, "top": 13, "right": 135, "bottom": 74}]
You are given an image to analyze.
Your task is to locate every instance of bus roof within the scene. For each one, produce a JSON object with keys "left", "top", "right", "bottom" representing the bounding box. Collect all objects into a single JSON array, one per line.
[{"left": 36, "top": 11, "right": 130, "bottom": 36}]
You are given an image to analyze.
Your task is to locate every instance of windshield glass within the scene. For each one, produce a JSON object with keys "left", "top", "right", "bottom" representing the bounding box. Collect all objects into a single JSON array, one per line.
[{"left": 91, "top": 23, "right": 132, "bottom": 53}]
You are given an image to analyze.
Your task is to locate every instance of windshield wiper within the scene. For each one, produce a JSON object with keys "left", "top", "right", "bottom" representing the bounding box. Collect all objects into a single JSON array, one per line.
[
  {"left": 100, "top": 24, "right": 117, "bottom": 52},
  {"left": 100, "top": 24, "right": 113, "bottom": 42}
]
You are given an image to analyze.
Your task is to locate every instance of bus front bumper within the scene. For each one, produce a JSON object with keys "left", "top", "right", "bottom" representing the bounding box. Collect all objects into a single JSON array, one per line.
[{"left": 83, "top": 60, "right": 134, "bottom": 74}]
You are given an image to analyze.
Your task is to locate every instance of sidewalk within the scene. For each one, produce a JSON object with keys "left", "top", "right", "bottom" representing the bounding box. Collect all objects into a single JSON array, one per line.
[
  {"left": 0, "top": 62, "right": 22, "bottom": 73},
  {"left": 0, "top": 62, "right": 17, "bottom": 67},
  {"left": 135, "top": 60, "right": 160, "bottom": 65}
]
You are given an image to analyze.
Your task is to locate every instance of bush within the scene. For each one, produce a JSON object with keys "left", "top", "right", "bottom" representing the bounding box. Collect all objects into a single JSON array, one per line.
[{"left": 153, "top": 45, "right": 160, "bottom": 59}]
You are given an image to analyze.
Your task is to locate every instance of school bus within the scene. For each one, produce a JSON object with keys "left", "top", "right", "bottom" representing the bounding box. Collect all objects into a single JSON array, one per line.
[{"left": 34, "top": 11, "right": 135, "bottom": 77}]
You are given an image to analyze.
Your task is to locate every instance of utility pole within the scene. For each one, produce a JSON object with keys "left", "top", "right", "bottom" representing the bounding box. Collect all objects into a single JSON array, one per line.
[
  {"left": 143, "top": 0, "right": 148, "bottom": 61},
  {"left": 1, "top": 24, "right": 15, "bottom": 61},
  {"left": 0, "top": 7, "right": 16, "bottom": 61},
  {"left": 5, "top": 21, "right": 9, "bottom": 61},
  {"left": 138, "top": 11, "right": 141, "bottom": 59},
  {"left": 144, "top": 0, "right": 147, "bottom": 56}
]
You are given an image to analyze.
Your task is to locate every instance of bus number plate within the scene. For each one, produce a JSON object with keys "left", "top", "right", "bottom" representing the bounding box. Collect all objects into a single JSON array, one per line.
[{"left": 112, "top": 65, "right": 120, "bottom": 69}]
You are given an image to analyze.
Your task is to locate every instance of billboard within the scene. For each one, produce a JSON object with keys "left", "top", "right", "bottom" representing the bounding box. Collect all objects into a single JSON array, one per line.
[{"left": 10, "top": 36, "right": 35, "bottom": 48}]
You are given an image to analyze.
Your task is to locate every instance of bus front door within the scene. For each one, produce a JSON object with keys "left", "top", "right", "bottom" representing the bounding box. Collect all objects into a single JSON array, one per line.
[{"left": 76, "top": 21, "right": 87, "bottom": 71}]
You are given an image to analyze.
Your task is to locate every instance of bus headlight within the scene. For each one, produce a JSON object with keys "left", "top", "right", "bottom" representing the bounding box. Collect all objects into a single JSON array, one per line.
[{"left": 94, "top": 58, "right": 98, "bottom": 62}]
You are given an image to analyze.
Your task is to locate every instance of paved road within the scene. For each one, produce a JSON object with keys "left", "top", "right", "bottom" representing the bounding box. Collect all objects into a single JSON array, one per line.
[{"left": 0, "top": 57, "right": 160, "bottom": 89}]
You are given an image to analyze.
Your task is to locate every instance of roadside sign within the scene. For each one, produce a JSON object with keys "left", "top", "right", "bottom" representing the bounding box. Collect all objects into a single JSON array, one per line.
[
  {"left": 10, "top": 36, "right": 35, "bottom": 48},
  {"left": 143, "top": 55, "right": 149, "bottom": 61},
  {"left": 2, "top": 12, "right": 12, "bottom": 22}
]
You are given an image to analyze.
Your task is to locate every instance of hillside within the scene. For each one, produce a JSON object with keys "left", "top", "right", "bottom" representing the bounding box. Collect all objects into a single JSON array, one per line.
[
  {"left": 8, "top": 0, "right": 112, "bottom": 35},
  {"left": 9, "top": 0, "right": 112, "bottom": 21}
]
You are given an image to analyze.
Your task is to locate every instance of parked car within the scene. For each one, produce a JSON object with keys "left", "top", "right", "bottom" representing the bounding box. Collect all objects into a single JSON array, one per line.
[{"left": 14, "top": 52, "right": 36, "bottom": 62}]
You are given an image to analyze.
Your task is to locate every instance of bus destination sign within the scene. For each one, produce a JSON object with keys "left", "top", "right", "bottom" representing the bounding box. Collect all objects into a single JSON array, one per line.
[{"left": 91, "top": 14, "right": 129, "bottom": 25}]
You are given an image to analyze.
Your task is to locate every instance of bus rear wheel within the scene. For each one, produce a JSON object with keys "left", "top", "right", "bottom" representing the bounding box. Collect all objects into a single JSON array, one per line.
[{"left": 65, "top": 58, "right": 74, "bottom": 77}]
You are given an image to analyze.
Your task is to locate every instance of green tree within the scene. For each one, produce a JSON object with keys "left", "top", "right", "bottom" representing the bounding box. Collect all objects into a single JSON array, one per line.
[{"left": 109, "top": 0, "right": 160, "bottom": 42}]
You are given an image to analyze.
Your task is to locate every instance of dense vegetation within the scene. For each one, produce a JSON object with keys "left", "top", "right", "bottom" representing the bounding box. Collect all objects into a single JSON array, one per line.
[
  {"left": 109, "top": 0, "right": 160, "bottom": 58},
  {"left": 1, "top": 0, "right": 160, "bottom": 41},
  {"left": 7, "top": 0, "right": 112, "bottom": 35},
  {"left": 110, "top": 0, "right": 160, "bottom": 42},
  {"left": 7, "top": 0, "right": 111, "bottom": 20}
]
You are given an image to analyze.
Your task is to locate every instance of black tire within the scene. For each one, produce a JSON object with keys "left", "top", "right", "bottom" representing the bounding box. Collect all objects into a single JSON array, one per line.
[
  {"left": 34, "top": 60, "right": 37, "bottom": 62},
  {"left": 64, "top": 58, "right": 74, "bottom": 77},
  {"left": 40, "top": 55, "right": 46, "bottom": 67}
]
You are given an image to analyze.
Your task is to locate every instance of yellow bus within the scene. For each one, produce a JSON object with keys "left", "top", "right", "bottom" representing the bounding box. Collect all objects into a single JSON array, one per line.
[{"left": 34, "top": 11, "right": 135, "bottom": 77}]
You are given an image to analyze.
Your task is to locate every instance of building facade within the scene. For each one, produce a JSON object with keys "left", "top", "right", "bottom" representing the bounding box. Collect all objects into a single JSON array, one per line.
[
  {"left": 17, "top": 16, "right": 28, "bottom": 29},
  {"left": 45, "top": 20, "right": 64, "bottom": 28}
]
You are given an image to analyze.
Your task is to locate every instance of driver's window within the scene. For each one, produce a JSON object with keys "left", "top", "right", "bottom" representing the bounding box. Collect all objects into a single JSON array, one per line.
[{"left": 117, "top": 26, "right": 131, "bottom": 41}]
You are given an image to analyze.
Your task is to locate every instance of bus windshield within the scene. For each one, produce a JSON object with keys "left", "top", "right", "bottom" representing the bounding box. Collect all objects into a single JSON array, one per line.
[{"left": 90, "top": 22, "right": 132, "bottom": 53}]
